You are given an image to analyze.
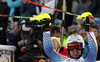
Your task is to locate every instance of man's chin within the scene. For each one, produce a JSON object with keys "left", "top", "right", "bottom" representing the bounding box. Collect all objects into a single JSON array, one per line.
[{"left": 72, "top": 55, "right": 79, "bottom": 58}]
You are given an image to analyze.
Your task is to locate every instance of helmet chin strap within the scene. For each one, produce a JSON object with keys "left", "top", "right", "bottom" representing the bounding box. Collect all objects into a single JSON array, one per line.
[{"left": 68, "top": 48, "right": 84, "bottom": 59}]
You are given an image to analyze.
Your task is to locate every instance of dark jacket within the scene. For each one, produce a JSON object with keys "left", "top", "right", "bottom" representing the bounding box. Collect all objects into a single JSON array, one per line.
[
  {"left": 57, "top": 0, "right": 73, "bottom": 27},
  {"left": 20, "top": 1, "right": 37, "bottom": 17},
  {"left": 12, "top": 31, "right": 25, "bottom": 62},
  {"left": 92, "top": 0, "right": 100, "bottom": 17},
  {"left": 0, "top": 2, "right": 10, "bottom": 44},
  {"left": 0, "top": 2, "right": 10, "bottom": 23},
  {"left": 97, "top": 46, "right": 100, "bottom": 60}
]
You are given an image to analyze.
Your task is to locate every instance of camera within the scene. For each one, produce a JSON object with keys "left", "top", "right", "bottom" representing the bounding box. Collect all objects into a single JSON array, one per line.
[{"left": 18, "top": 19, "right": 50, "bottom": 62}]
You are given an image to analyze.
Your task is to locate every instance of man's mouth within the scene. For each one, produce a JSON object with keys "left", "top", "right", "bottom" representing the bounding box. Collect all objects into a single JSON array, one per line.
[{"left": 73, "top": 52, "right": 78, "bottom": 54}]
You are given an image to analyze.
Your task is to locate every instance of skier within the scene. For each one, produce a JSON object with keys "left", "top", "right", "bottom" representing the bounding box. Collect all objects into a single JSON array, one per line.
[{"left": 43, "top": 12, "right": 98, "bottom": 62}]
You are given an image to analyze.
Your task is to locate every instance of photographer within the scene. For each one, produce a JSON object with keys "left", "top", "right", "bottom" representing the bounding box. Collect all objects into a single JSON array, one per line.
[
  {"left": 15, "top": 18, "right": 49, "bottom": 62},
  {"left": 11, "top": 23, "right": 32, "bottom": 62}
]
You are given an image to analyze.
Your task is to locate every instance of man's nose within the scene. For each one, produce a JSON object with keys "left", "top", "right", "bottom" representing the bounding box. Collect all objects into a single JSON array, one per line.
[{"left": 73, "top": 48, "right": 77, "bottom": 51}]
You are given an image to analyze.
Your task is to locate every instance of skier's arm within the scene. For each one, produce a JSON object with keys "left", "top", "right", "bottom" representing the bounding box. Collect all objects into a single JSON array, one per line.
[
  {"left": 85, "top": 32, "right": 98, "bottom": 62},
  {"left": 43, "top": 31, "right": 67, "bottom": 62}
]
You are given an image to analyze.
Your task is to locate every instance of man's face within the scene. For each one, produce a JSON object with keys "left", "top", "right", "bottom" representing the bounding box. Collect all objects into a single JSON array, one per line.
[
  {"left": 78, "top": 29, "right": 87, "bottom": 38},
  {"left": 70, "top": 49, "right": 81, "bottom": 58},
  {"left": 92, "top": 28, "right": 98, "bottom": 37},
  {"left": 53, "top": 31, "right": 60, "bottom": 37},
  {"left": 68, "top": 42, "right": 82, "bottom": 58},
  {"left": 70, "top": 29, "right": 77, "bottom": 35}
]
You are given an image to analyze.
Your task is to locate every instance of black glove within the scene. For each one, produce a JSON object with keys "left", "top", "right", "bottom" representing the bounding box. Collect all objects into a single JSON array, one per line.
[
  {"left": 83, "top": 16, "right": 94, "bottom": 32},
  {"left": 42, "top": 20, "right": 52, "bottom": 31}
]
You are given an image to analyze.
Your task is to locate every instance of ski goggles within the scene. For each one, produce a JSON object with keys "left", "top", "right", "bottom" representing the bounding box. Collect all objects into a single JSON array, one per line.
[{"left": 68, "top": 42, "right": 82, "bottom": 51}]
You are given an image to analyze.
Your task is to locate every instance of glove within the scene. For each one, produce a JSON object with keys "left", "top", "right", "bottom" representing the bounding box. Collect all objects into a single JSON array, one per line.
[
  {"left": 77, "top": 12, "right": 93, "bottom": 21},
  {"left": 41, "top": 14, "right": 52, "bottom": 31},
  {"left": 42, "top": 20, "right": 52, "bottom": 31},
  {"left": 77, "top": 12, "right": 95, "bottom": 32}
]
